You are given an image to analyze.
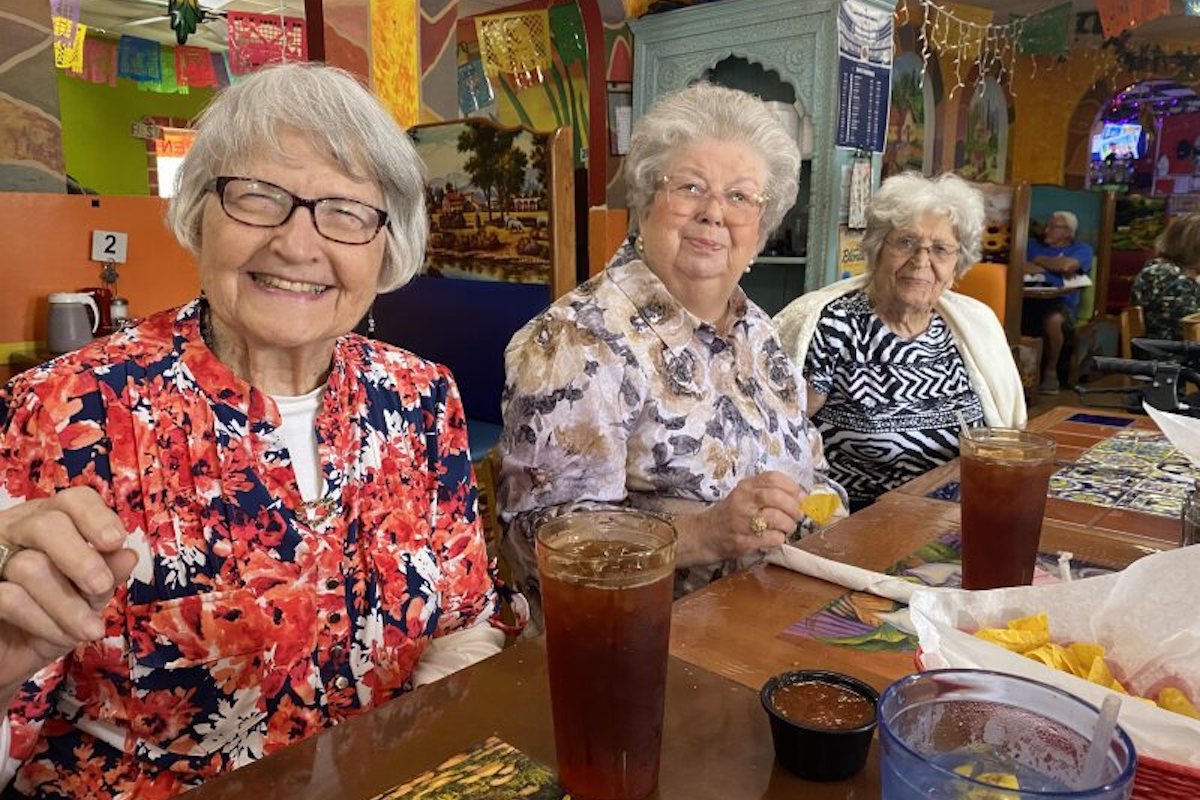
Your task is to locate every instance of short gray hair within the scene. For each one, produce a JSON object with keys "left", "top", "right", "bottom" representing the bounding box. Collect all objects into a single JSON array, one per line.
[
  {"left": 167, "top": 62, "right": 427, "bottom": 293},
  {"left": 623, "top": 82, "right": 801, "bottom": 249},
  {"left": 860, "top": 171, "right": 984, "bottom": 278},
  {"left": 1049, "top": 210, "right": 1078, "bottom": 237}
]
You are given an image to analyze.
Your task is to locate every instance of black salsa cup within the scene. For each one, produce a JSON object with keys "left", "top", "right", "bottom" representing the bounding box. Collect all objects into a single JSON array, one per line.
[{"left": 760, "top": 669, "right": 879, "bottom": 782}]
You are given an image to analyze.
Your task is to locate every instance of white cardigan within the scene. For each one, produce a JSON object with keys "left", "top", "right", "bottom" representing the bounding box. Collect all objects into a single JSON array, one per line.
[{"left": 773, "top": 274, "right": 1027, "bottom": 428}]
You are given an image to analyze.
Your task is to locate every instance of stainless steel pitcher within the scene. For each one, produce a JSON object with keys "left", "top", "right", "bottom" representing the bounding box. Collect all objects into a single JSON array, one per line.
[{"left": 47, "top": 292, "right": 99, "bottom": 355}]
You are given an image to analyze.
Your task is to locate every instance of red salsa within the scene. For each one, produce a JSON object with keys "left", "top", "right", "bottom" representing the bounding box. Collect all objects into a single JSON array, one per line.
[{"left": 770, "top": 680, "right": 875, "bottom": 730}]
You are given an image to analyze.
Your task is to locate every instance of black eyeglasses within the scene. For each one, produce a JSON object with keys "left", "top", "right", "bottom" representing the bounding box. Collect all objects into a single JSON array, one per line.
[{"left": 210, "top": 176, "right": 389, "bottom": 245}]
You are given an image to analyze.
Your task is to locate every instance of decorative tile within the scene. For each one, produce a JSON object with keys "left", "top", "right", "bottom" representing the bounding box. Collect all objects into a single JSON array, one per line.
[
  {"left": 1073, "top": 452, "right": 1158, "bottom": 470},
  {"left": 926, "top": 479, "right": 961, "bottom": 503},
  {"left": 1132, "top": 478, "right": 1191, "bottom": 498},
  {"left": 1125, "top": 491, "right": 1185, "bottom": 517},
  {"left": 1066, "top": 412, "right": 1137, "bottom": 427}
]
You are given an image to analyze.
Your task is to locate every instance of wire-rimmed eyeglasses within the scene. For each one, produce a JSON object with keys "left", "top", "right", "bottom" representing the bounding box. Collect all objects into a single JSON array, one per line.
[
  {"left": 658, "top": 175, "right": 767, "bottom": 226},
  {"left": 883, "top": 234, "right": 960, "bottom": 264},
  {"left": 210, "top": 177, "right": 389, "bottom": 245}
]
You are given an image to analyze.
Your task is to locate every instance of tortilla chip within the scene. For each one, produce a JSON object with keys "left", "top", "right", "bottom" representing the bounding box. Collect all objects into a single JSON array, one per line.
[
  {"left": 1006, "top": 613, "right": 1049, "bottom": 634},
  {"left": 1085, "top": 655, "right": 1115, "bottom": 687},
  {"left": 975, "top": 627, "right": 1050, "bottom": 653},
  {"left": 800, "top": 491, "right": 841, "bottom": 526},
  {"left": 1024, "top": 643, "right": 1078, "bottom": 674},
  {"left": 1158, "top": 687, "right": 1200, "bottom": 719},
  {"left": 1067, "top": 642, "right": 1106, "bottom": 675}
]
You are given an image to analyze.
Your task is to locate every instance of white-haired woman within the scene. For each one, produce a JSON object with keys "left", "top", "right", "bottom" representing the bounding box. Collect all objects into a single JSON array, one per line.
[
  {"left": 775, "top": 171, "right": 1024, "bottom": 511},
  {"left": 0, "top": 64, "right": 513, "bottom": 799},
  {"left": 497, "top": 83, "right": 845, "bottom": 629}
]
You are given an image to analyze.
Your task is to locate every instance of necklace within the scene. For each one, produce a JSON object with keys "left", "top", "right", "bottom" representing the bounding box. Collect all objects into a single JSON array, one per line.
[
  {"left": 200, "top": 302, "right": 342, "bottom": 528},
  {"left": 297, "top": 494, "right": 339, "bottom": 528},
  {"left": 199, "top": 303, "right": 217, "bottom": 352}
]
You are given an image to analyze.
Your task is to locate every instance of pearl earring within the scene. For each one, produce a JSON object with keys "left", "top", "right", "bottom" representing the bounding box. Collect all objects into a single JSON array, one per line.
[
  {"left": 744, "top": 259, "right": 755, "bottom": 274},
  {"left": 635, "top": 233, "right": 645, "bottom": 254}
]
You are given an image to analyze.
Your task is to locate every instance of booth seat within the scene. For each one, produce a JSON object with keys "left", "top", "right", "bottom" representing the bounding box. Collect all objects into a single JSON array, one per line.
[
  {"left": 953, "top": 262, "right": 1007, "bottom": 324},
  {"left": 370, "top": 275, "right": 551, "bottom": 457}
]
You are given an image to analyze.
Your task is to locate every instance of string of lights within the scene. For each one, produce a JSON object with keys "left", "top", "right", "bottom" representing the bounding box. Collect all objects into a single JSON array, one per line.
[
  {"left": 911, "top": 0, "right": 1029, "bottom": 98},
  {"left": 898, "top": 0, "right": 1200, "bottom": 101}
]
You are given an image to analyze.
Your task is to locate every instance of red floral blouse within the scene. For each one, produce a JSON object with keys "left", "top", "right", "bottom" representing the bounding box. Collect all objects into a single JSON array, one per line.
[{"left": 0, "top": 301, "right": 500, "bottom": 799}]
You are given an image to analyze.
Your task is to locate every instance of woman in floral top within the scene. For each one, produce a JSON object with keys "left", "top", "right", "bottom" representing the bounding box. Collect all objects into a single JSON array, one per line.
[
  {"left": 497, "top": 84, "right": 845, "bottom": 628},
  {"left": 1131, "top": 213, "right": 1200, "bottom": 340},
  {"left": 0, "top": 65, "right": 512, "bottom": 799}
]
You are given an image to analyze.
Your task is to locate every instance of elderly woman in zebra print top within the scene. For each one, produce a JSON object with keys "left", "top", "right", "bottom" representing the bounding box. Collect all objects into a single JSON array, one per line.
[{"left": 774, "top": 172, "right": 1025, "bottom": 511}]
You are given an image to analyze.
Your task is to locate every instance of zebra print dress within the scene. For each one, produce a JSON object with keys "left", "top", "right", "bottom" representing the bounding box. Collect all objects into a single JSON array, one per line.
[{"left": 803, "top": 290, "right": 984, "bottom": 508}]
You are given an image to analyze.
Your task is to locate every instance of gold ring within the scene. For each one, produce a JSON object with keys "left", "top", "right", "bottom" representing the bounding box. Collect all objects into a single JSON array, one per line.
[
  {"left": 0, "top": 541, "right": 21, "bottom": 580},
  {"left": 749, "top": 513, "right": 768, "bottom": 537}
]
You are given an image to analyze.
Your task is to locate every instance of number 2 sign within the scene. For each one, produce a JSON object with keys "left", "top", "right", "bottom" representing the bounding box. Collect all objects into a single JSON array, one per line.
[{"left": 90, "top": 230, "right": 128, "bottom": 263}]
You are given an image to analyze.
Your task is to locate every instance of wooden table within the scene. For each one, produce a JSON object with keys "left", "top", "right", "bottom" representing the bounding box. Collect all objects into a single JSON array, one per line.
[
  {"left": 894, "top": 406, "right": 1182, "bottom": 546},
  {"left": 186, "top": 637, "right": 873, "bottom": 800},
  {"left": 671, "top": 406, "right": 1171, "bottom": 696},
  {"left": 186, "top": 406, "right": 1174, "bottom": 800}
]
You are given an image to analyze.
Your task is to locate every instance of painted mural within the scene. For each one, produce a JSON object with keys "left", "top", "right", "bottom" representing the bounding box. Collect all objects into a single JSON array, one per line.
[
  {"left": 456, "top": 5, "right": 589, "bottom": 168},
  {"left": 411, "top": 119, "right": 553, "bottom": 284},
  {"left": 0, "top": 1, "right": 66, "bottom": 191},
  {"left": 957, "top": 78, "right": 1008, "bottom": 183},
  {"left": 882, "top": 52, "right": 930, "bottom": 178}
]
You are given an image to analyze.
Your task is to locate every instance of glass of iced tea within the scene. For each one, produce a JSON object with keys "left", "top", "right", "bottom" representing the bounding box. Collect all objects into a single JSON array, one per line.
[
  {"left": 959, "top": 427, "right": 1057, "bottom": 589},
  {"left": 536, "top": 510, "right": 676, "bottom": 800}
]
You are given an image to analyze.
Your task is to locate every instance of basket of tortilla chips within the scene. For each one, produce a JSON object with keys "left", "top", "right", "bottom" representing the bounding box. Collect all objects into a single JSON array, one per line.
[{"left": 910, "top": 546, "right": 1200, "bottom": 799}]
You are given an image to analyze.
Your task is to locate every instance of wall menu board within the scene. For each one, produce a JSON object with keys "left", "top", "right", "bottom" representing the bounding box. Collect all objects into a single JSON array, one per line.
[{"left": 836, "top": 0, "right": 892, "bottom": 152}]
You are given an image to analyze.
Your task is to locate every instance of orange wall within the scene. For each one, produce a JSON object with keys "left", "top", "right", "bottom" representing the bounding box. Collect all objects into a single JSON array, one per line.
[{"left": 0, "top": 193, "right": 199, "bottom": 382}]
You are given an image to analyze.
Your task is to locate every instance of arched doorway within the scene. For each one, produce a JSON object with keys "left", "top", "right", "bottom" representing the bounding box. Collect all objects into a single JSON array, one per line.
[{"left": 1070, "top": 78, "right": 1200, "bottom": 192}]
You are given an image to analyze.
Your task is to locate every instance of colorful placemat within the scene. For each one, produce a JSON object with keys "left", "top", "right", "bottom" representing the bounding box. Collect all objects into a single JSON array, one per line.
[
  {"left": 778, "top": 532, "right": 1112, "bottom": 653},
  {"left": 371, "top": 737, "right": 566, "bottom": 800}
]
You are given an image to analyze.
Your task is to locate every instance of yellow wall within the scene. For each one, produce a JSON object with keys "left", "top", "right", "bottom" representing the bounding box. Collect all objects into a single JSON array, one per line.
[
  {"left": 900, "top": 20, "right": 1189, "bottom": 186},
  {"left": 1010, "top": 51, "right": 1129, "bottom": 185}
]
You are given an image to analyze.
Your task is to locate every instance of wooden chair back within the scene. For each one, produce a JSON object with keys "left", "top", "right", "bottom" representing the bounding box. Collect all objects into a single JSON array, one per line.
[
  {"left": 1119, "top": 306, "right": 1146, "bottom": 359},
  {"left": 474, "top": 447, "right": 503, "bottom": 562}
]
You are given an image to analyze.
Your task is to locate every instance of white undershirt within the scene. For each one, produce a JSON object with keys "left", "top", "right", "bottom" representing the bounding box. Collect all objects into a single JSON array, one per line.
[
  {"left": 271, "top": 388, "right": 324, "bottom": 503},
  {"left": 267, "top": 386, "right": 502, "bottom": 681},
  {"left": 0, "top": 390, "right": 503, "bottom": 789}
]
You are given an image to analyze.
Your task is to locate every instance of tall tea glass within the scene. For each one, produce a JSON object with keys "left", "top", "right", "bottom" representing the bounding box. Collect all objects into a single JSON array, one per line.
[
  {"left": 536, "top": 510, "right": 676, "bottom": 800},
  {"left": 959, "top": 427, "right": 1057, "bottom": 589}
]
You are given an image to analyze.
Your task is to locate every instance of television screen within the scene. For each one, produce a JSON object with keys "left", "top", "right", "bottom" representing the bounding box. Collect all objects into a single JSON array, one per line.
[{"left": 1092, "top": 122, "right": 1143, "bottom": 160}]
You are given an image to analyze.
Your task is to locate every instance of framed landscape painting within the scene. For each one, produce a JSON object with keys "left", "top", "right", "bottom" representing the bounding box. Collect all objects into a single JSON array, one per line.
[{"left": 408, "top": 118, "right": 575, "bottom": 297}]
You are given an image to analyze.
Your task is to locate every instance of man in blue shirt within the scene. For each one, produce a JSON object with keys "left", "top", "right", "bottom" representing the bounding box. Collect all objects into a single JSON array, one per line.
[{"left": 1021, "top": 211, "right": 1094, "bottom": 394}]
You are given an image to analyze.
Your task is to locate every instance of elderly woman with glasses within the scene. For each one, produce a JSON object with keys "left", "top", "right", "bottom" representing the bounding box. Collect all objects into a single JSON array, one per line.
[
  {"left": 497, "top": 83, "right": 845, "bottom": 629},
  {"left": 0, "top": 64, "right": 514, "bottom": 799},
  {"left": 775, "top": 172, "right": 1025, "bottom": 511}
]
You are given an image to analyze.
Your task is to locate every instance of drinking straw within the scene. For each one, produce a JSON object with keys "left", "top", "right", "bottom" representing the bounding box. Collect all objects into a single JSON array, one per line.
[
  {"left": 1078, "top": 694, "right": 1122, "bottom": 789},
  {"left": 956, "top": 409, "right": 969, "bottom": 435}
]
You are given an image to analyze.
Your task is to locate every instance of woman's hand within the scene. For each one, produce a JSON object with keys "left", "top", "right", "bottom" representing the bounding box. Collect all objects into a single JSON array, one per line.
[
  {"left": 674, "top": 472, "right": 805, "bottom": 567},
  {"left": 0, "top": 487, "right": 137, "bottom": 710}
]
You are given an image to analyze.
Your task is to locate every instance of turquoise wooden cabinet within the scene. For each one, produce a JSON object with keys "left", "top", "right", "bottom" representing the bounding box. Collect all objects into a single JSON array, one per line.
[{"left": 630, "top": 0, "right": 892, "bottom": 313}]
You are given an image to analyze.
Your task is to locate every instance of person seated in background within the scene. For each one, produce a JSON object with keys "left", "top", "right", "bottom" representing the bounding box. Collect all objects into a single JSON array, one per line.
[
  {"left": 0, "top": 64, "right": 515, "bottom": 800},
  {"left": 496, "top": 82, "right": 845, "bottom": 630},
  {"left": 1021, "top": 210, "right": 1095, "bottom": 394},
  {"left": 1131, "top": 213, "right": 1200, "bottom": 341},
  {"left": 774, "top": 172, "right": 1025, "bottom": 512}
]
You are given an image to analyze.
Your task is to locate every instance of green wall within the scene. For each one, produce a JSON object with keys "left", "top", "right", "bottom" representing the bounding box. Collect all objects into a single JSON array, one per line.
[{"left": 56, "top": 71, "right": 215, "bottom": 196}]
